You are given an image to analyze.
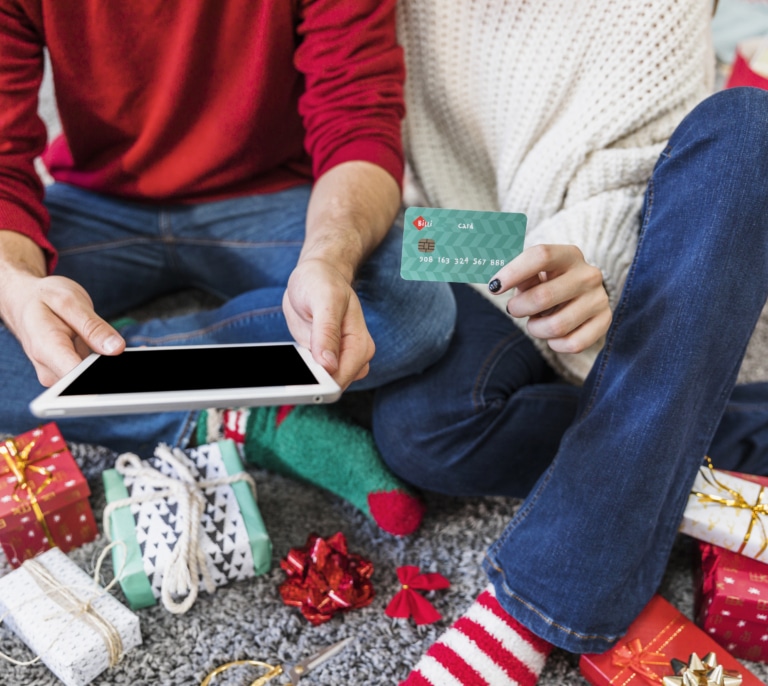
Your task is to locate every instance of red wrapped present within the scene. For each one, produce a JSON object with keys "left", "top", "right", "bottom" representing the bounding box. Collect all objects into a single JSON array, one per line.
[
  {"left": 579, "top": 594, "right": 763, "bottom": 685},
  {"left": 725, "top": 38, "right": 768, "bottom": 91},
  {"left": 695, "top": 541, "right": 768, "bottom": 663},
  {"left": 0, "top": 423, "right": 97, "bottom": 567}
]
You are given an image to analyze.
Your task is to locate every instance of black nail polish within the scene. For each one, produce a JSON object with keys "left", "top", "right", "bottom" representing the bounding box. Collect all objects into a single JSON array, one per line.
[{"left": 488, "top": 278, "right": 501, "bottom": 293}]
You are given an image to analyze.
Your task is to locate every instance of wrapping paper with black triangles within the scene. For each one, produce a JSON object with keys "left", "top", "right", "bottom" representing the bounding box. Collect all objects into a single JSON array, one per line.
[{"left": 102, "top": 440, "right": 271, "bottom": 612}]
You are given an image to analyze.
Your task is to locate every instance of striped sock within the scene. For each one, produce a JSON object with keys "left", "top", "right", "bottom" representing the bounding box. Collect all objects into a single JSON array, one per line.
[{"left": 402, "top": 584, "right": 551, "bottom": 686}]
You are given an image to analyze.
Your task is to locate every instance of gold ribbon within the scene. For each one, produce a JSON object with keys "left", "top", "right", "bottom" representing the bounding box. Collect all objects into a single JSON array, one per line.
[
  {"left": 200, "top": 660, "right": 283, "bottom": 686},
  {"left": 691, "top": 457, "right": 768, "bottom": 560},
  {"left": 0, "top": 437, "right": 57, "bottom": 548},
  {"left": 612, "top": 638, "right": 669, "bottom": 683}
]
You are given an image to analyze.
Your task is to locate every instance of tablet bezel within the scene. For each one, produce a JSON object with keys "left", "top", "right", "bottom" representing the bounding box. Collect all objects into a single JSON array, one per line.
[{"left": 29, "top": 342, "right": 342, "bottom": 418}]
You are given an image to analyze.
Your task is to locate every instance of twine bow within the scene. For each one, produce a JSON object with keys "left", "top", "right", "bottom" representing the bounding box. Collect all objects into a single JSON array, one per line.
[
  {"left": 0, "top": 542, "right": 128, "bottom": 670},
  {"left": 611, "top": 638, "right": 669, "bottom": 684},
  {"left": 0, "top": 436, "right": 58, "bottom": 548},
  {"left": 385, "top": 565, "right": 450, "bottom": 625},
  {"left": 102, "top": 444, "right": 257, "bottom": 614},
  {"left": 692, "top": 457, "right": 768, "bottom": 559}
]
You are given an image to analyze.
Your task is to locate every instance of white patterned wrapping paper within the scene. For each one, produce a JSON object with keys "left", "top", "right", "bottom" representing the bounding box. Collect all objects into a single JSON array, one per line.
[
  {"left": 0, "top": 547, "right": 141, "bottom": 686},
  {"left": 123, "top": 442, "right": 262, "bottom": 600},
  {"left": 681, "top": 467, "right": 768, "bottom": 562}
]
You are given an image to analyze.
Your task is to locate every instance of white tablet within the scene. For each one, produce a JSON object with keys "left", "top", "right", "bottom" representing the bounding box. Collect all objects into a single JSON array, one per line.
[{"left": 29, "top": 342, "right": 342, "bottom": 418}]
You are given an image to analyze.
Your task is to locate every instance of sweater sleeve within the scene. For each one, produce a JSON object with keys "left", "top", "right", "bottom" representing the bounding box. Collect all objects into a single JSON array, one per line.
[
  {"left": 294, "top": 0, "right": 406, "bottom": 187},
  {"left": 0, "top": 3, "right": 56, "bottom": 270}
]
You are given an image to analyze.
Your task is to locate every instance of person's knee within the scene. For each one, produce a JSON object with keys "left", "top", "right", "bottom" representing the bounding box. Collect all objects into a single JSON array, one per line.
[
  {"left": 681, "top": 88, "right": 768, "bottom": 167},
  {"left": 369, "top": 280, "right": 456, "bottom": 384},
  {"left": 401, "top": 280, "right": 456, "bottom": 367}
]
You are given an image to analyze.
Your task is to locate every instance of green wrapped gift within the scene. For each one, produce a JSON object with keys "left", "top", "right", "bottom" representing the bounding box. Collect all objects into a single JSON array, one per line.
[{"left": 103, "top": 439, "right": 271, "bottom": 614}]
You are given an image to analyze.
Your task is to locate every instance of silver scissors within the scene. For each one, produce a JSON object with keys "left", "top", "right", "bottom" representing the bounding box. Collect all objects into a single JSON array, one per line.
[{"left": 200, "top": 637, "right": 354, "bottom": 686}]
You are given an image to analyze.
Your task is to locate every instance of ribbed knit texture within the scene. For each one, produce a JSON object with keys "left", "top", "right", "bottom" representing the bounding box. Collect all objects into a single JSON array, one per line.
[
  {"left": 398, "top": 0, "right": 715, "bottom": 383},
  {"left": 401, "top": 584, "right": 552, "bottom": 686},
  {"left": 198, "top": 406, "right": 426, "bottom": 536}
]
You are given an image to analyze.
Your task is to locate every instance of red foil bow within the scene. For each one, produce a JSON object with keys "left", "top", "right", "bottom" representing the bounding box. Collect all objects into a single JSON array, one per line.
[
  {"left": 278, "top": 532, "right": 374, "bottom": 625},
  {"left": 385, "top": 565, "right": 450, "bottom": 625},
  {"left": 612, "top": 638, "right": 669, "bottom": 684}
]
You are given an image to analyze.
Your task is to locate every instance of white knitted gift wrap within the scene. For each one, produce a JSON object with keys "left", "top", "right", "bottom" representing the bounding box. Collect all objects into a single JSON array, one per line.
[
  {"left": 0, "top": 547, "right": 142, "bottom": 686},
  {"left": 398, "top": 0, "right": 715, "bottom": 383}
]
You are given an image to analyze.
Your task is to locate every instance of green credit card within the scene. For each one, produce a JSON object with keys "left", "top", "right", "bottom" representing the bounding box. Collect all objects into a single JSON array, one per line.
[{"left": 400, "top": 207, "right": 527, "bottom": 283}]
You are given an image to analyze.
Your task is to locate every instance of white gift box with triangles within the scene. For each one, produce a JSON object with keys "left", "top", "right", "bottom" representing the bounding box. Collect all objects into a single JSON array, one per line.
[{"left": 102, "top": 440, "right": 271, "bottom": 613}]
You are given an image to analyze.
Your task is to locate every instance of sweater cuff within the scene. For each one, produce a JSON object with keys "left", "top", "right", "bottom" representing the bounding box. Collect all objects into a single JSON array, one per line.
[
  {"left": 316, "top": 141, "right": 404, "bottom": 192},
  {"left": 0, "top": 202, "right": 57, "bottom": 273}
]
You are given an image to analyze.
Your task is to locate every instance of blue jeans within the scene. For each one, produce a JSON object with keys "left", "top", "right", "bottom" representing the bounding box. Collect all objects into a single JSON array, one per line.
[
  {"left": 372, "top": 87, "right": 768, "bottom": 653},
  {"left": 0, "top": 183, "right": 455, "bottom": 454}
]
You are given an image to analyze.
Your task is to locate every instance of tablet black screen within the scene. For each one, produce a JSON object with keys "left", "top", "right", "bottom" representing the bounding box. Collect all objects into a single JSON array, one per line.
[{"left": 60, "top": 345, "right": 319, "bottom": 395}]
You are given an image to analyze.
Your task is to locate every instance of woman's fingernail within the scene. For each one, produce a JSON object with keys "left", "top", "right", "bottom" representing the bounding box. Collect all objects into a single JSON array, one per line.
[{"left": 488, "top": 278, "right": 502, "bottom": 293}]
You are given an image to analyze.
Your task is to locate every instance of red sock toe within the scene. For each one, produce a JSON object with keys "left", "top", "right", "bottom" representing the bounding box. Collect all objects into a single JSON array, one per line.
[{"left": 368, "top": 490, "right": 426, "bottom": 536}]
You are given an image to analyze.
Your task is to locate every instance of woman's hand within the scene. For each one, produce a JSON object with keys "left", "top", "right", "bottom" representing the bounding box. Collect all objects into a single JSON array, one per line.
[{"left": 488, "top": 244, "right": 611, "bottom": 353}]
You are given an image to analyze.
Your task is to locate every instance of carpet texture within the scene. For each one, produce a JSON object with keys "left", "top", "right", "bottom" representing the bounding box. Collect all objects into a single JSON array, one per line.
[{"left": 2, "top": 429, "right": 768, "bottom": 685}]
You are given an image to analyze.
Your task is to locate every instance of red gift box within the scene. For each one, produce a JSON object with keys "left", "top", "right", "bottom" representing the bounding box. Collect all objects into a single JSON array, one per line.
[
  {"left": 0, "top": 423, "right": 97, "bottom": 567},
  {"left": 695, "top": 541, "right": 768, "bottom": 663},
  {"left": 726, "top": 39, "right": 768, "bottom": 91},
  {"left": 579, "top": 594, "right": 763, "bottom": 685}
]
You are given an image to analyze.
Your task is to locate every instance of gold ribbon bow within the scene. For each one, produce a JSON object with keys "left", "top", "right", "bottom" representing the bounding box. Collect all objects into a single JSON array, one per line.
[
  {"left": 662, "top": 652, "right": 742, "bottom": 686},
  {"left": 0, "top": 437, "right": 57, "bottom": 548},
  {"left": 612, "top": 638, "right": 669, "bottom": 683},
  {"left": 691, "top": 457, "right": 768, "bottom": 559}
]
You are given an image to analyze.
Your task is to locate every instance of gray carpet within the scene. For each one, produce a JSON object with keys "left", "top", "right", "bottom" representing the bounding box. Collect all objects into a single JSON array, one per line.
[
  {"left": 2, "top": 423, "right": 768, "bottom": 686},
  {"left": 3, "top": 60, "right": 768, "bottom": 686}
]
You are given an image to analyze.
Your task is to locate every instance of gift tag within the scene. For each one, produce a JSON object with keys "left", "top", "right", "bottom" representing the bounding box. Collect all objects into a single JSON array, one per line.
[{"left": 400, "top": 206, "right": 527, "bottom": 284}]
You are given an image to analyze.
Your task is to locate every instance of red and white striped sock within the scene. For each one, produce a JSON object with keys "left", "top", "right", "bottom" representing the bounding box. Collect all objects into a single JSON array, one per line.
[
  {"left": 221, "top": 408, "right": 251, "bottom": 443},
  {"left": 401, "top": 584, "right": 552, "bottom": 686}
]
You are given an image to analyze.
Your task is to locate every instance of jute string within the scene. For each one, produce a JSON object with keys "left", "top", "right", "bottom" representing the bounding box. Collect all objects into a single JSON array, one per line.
[
  {"left": 0, "top": 542, "right": 127, "bottom": 669},
  {"left": 102, "top": 443, "right": 257, "bottom": 614}
]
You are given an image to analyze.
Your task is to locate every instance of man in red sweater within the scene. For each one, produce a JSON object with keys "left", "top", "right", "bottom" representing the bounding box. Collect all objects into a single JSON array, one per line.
[{"left": 0, "top": 1, "right": 455, "bottom": 535}]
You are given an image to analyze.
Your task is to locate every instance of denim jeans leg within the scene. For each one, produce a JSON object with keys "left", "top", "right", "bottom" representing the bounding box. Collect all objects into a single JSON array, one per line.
[
  {"left": 0, "top": 184, "right": 194, "bottom": 454},
  {"left": 373, "top": 283, "right": 581, "bottom": 498},
  {"left": 119, "top": 190, "right": 456, "bottom": 390},
  {"left": 483, "top": 87, "right": 768, "bottom": 653},
  {"left": 46, "top": 183, "right": 182, "bottom": 316}
]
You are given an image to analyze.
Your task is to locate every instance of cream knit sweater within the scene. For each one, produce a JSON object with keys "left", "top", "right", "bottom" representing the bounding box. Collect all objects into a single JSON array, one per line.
[{"left": 398, "top": 0, "right": 715, "bottom": 383}]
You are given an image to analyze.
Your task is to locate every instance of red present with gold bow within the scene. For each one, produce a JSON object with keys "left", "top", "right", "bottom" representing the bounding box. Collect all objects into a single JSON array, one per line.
[
  {"left": 695, "top": 541, "right": 768, "bottom": 663},
  {"left": 0, "top": 423, "right": 97, "bottom": 567},
  {"left": 579, "top": 594, "right": 763, "bottom": 685}
]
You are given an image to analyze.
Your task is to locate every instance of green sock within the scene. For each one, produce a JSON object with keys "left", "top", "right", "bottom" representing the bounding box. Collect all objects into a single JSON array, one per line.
[{"left": 198, "top": 405, "right": 425, "bottom": 536}]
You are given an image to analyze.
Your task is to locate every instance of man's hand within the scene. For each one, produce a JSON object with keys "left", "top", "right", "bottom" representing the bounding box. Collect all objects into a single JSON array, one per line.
[
  {"left": 283, "top": 258, "right": 375, "bottom": 389},
  {"left": 489, "top": 244, "right": 611, "bottom": 353},
  {"left": 0, "top": 232, "right": 125, "bottom": 386},
  {"left": 288, "top": 161, "right": 400, "bottom": 389}
]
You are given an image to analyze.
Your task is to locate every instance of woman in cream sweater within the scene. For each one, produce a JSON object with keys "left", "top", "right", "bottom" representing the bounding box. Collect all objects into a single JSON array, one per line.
[{"left": 374, "top": 1, "right": 768, "bottom": 684}]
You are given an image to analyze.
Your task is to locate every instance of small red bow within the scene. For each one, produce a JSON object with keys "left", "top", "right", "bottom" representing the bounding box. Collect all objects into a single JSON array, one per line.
[
  {"left": 611, "top": 638, "right": 668, "bottom": 683},
  {"left": 385, "top": 565, "right": 450, "bottom": 625}
]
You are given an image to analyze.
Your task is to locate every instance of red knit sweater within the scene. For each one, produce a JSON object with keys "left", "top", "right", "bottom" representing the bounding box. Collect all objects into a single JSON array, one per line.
[{"left": 0, "top": 0, "right": 405, "bottom": 269}]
